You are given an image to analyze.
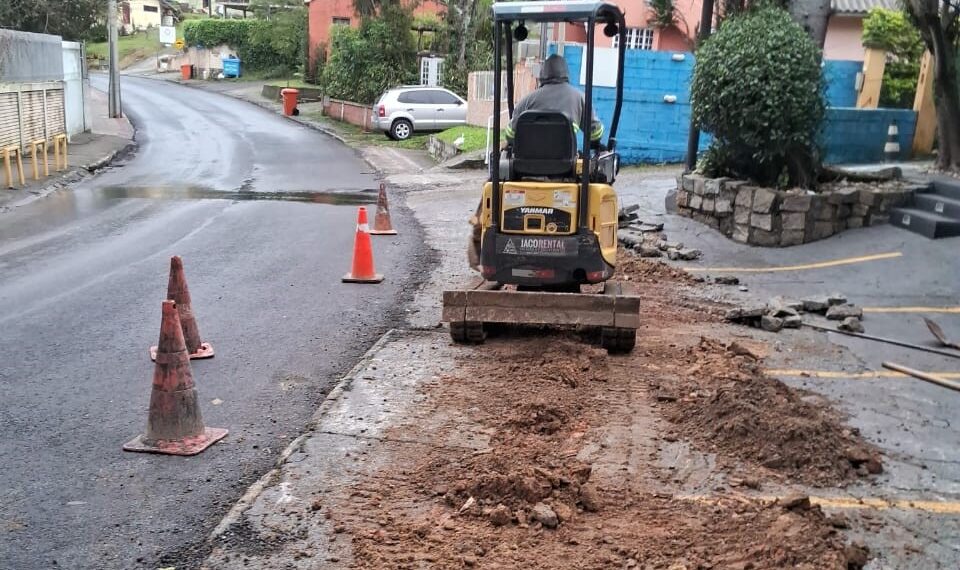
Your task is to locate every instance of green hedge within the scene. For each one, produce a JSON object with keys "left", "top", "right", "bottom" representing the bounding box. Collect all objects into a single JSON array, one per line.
[
  {"left": 692, "top": 8, "right": 825, "bottom": 188},
  {"left": 183, "top": 19, "right": 253, "bottom": 49},
  {"left": 182, "top": 17, "right": 305, "bottom": 75}
]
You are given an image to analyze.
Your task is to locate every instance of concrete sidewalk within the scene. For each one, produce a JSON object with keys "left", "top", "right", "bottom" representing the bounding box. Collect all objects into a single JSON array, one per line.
[{"left": 0, "top": 85, "right": 135, "bottom": 212}]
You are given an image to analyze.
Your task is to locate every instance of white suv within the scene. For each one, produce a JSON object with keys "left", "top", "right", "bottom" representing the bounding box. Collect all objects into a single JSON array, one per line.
[{"left": 372, "top": 86, "right": 468, "bottom": 140}]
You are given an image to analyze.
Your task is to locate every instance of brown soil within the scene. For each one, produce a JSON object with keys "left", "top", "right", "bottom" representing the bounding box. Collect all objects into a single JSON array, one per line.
[
  {"left": 329, "top": 251, "right": 876, "bottom": 567},
  {"left": 616, "top": 251, "right": 699, "bottom": 285},
  {"left": 652, "top": 336, "right": 882, "bottom": 484}
]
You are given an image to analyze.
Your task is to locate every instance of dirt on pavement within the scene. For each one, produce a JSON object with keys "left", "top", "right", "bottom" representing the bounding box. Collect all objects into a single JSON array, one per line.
[{"left": 325, "top": 254, "right": 877, "bottom": 568}]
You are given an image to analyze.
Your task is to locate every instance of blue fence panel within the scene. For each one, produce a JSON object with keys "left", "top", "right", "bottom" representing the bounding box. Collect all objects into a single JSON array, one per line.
[
  {"left": 548, "top": 45, "right": 910, "bottom": 165},
  {"left": 823, "top": 60, "right": 860, "bottom": 108}
]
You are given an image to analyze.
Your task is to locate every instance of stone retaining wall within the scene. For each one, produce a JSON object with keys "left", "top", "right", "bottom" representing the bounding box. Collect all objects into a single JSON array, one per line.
[{"left": 676, "top": 174, "right": 920, "bottom": 247}]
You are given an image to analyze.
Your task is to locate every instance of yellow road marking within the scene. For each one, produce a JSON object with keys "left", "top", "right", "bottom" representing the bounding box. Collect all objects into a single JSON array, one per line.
[
  {"left": 766, "top": 369, "right": 960, "bottom": 380},
  {"left": 680, "top": 494, "right": 960, "bottom": 514},
  {"left": 686, "top": 251, "right": 902, "bottom": 273},
  {"left": 863, "top": 306, "right": 960, "bottom": 314}
]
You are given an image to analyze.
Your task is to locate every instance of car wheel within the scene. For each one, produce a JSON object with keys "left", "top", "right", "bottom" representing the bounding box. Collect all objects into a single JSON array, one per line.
[{"left": 391, "top": 119, "right": 413, "bottom": 141}]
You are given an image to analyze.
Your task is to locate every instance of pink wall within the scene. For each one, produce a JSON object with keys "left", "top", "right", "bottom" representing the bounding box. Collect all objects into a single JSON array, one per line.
[{"left": 823, "top": 15, "right": 865, "bottom": 61}]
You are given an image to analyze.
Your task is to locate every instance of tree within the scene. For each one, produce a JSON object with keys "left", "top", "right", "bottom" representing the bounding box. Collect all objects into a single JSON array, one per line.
[
  {"left": 437, "top": 0, "right": 492, "bottom": 96},
  {"left": 904, "top": 0, "right": 960, "bottom": 172},
  {"left": 862, "top": 8, "right": 925, "bottom": 108},
  {"left": 0, "top": 0, "right": 105, "bottom": 41},
  {"left": 692, "top": 7, "right": 826, "bottom": 188},
  {"left": 323, "top": 1, "right": 417, "bottom": 103}
]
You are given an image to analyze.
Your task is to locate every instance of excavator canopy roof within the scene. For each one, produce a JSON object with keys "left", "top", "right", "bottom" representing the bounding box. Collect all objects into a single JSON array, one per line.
[{"left": 491, "top": 1, "right": 622, "bottom": 23}]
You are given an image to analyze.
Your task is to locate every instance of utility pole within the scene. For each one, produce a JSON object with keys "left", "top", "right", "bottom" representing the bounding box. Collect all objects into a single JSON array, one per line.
[
  {"left": 683, "top": 0, "right": 715, "bottom": 172},
  {"left": 107, "top": 0, "right": 122, "bottom": 118}
]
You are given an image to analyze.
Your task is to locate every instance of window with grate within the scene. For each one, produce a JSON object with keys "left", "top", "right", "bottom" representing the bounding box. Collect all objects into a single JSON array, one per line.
[
  {"left": 332, "top": 17, "right": 351, "bottom": 26},
  {"left": 144, "top": 5, "right": 158, "bottom": 12},
  {"left": 611, "top": 27, "right": 654, "bottom": 50}
]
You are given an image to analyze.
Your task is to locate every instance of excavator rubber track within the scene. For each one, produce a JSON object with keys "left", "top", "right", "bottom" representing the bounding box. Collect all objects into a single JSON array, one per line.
[{"left": 442, "top": 280, "right": 640, "bottom": 354}]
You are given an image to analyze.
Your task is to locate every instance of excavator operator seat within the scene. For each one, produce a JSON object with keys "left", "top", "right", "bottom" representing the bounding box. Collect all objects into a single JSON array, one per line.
[{"left": 511, "top": 111, "right": 577, "bottom": 179}]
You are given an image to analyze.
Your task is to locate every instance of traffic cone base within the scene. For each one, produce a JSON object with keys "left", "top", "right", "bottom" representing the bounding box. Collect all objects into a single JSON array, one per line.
[
  {"left": 150, "top": 341, "right": 215, "bottom": 361},
  {"left": 342, "top": 272, "right": 384, "bottom": 284},
  {"left": 369, "top": 228, "right": 397, "bottom": 236},
  {"left": 123, "top": 427, "right": 228, "bottom": 456}
]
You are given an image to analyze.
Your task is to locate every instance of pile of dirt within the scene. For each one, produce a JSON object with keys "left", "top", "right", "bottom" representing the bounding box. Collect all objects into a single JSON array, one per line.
[
  {"left": 616, "top": 251, "right": 698, "bottom": 284},
  {"left": 655, "top": 337, "right": 882, "bottom": 484},
  {"left": 332, "top": 336, "right": 870, "bottom": 568}
]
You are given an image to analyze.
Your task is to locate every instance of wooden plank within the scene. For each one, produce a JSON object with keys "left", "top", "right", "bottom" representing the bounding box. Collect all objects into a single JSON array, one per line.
[
  {"left": 912, "top": 51, "right": 936, "bottom": 156},
  {"left": 463, "top": 290, "right": 617, "bottom": 327},
  {"left": 856, "top": 48, "right": 886, "bottom": 110}
]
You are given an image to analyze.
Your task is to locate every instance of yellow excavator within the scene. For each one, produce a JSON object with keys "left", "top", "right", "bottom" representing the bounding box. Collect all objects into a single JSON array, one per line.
[{"left": 443, "top": 0, "right": 639, "bottom": 354}]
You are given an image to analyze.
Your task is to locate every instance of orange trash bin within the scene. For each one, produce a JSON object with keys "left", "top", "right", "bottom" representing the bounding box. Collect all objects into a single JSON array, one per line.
[
  {"left": 281, "top": 88, "right": 299, "bottom": 116},
  {"left": 180, "top": 64, "right": 192, "bottom": 80}
]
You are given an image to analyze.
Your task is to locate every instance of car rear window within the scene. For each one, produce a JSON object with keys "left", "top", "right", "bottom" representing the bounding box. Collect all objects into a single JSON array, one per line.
[
  {"left": 397, "top": 90, "right": 432, "bottom": 104},
  {"left": 429, "top": 90, "right": 461, "bottom": 105}
]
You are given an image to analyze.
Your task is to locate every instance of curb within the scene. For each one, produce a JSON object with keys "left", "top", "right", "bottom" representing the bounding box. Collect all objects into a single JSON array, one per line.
[
  {"left": 205, "top": 328, "right": 441, "bottom": 543},
  {"left": 84, "top": 138, "right": 139, "bottom": 173},
  {"left": 1, "top": 137, "right": 138, "bottom": 212}
]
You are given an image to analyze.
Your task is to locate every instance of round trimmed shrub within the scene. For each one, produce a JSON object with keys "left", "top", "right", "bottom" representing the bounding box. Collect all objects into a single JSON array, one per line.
[{"left": 691, "top": 8, "right": 825, "bottom": 188}]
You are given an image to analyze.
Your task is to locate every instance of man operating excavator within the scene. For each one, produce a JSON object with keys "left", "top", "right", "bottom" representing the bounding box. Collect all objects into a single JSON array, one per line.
[{"left": 469, "top": 53, "right": 605, "bottom": 269}]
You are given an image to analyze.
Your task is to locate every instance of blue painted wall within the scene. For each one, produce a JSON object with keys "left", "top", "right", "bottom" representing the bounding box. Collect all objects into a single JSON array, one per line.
[
  {"left": 555, "top": 44, "right": 916, "bottom": 165},
  {"left": 562, "top": 45, "right": 706, "bottom": 164},
  {"left": 823, "top": 60, "right": 861, "bottom": 108},
  {"left": 822, "top": 108, "right": 916, "bottom": 163}
]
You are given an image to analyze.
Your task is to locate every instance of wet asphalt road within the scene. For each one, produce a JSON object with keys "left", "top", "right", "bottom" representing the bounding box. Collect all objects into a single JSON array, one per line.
[{"left": 0, "top": 76, "right": 425, "bottom": 568}]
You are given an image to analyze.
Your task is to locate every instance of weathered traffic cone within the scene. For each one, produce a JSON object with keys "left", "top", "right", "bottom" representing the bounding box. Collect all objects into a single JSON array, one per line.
[
  {"left": 369, "top": 183, "right": 398, "bottom": 235},
  {"left": 884, "top": 120, "right": 900, "bottom": 163},
  {"left": 124, "top": 300, "right": 227, "bottom": 456},
  {"left": 342, "top": 207, "right": 384, "bottom": 283},
  {"left": 150, "top": 256, "right": 214, "bottom": 361}
]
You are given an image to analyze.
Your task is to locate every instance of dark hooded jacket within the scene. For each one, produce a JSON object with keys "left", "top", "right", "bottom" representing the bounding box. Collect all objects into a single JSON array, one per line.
[{"left": 505, "top": 54, "right": 604, "bottom": 143}]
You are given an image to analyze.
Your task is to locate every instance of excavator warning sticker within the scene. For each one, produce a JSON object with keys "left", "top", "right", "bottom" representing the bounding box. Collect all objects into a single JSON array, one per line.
[
  {"left": 504, "top": 190, "right": 525, "bottom": 205},
  {"left": 501, "top": 237, "right": 574, "bottom": 256}
]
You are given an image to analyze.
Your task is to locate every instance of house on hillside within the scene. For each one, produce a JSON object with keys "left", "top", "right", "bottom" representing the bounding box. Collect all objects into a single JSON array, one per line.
[
  {"left": 306, "top": 0, "right": 446, "bottom": 83},
  {"left": 119, "top": 0, "right": 180, "bottom": 34}
]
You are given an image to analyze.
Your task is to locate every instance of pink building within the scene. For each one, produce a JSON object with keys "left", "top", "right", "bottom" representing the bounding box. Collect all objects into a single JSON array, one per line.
[
  {"left": 552, "top": 0, "right": 888, "bottom": 59},
  {"left": 824, "top": 0, "right": 898, "bottom": 61}
]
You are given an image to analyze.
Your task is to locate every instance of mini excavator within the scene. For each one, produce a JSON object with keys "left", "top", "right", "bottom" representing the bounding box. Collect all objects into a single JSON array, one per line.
[{"left": 442, "top": 1, "right": 639, "bottom": 353}]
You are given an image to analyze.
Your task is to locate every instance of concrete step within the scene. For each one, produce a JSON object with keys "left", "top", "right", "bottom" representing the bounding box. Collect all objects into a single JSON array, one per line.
[
  {"left": 913, "top": 193, "right": 960, "bottom": 219},
  {"left": 889, "top": 207, "right": 960, "bottom": 239},
  {"left": 931, "top": 179, "right": 960, "bottom": 200}
]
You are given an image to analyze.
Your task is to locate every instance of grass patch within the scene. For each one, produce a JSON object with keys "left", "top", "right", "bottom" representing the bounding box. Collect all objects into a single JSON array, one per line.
[
  {"left": 436, "top": 126, "right": 489, "bottom": 153},
  {"left": 86, "top": 20, "right": 190, "bottom": 62},
  {"left": 302, "top": 112, "right": 430, "bottom": 150}
]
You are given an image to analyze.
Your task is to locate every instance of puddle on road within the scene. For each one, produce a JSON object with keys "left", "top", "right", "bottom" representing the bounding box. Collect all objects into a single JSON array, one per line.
[{"left": 97, "top": 186, "right": 379, "bottom": 205}]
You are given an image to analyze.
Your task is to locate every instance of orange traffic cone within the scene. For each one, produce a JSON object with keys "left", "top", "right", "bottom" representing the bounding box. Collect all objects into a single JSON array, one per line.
[
  {"left": 342, "top": 206, "right": 384, "bottom": 283},
  {"left": 124, "top": 300, "right": 227, "bottom": 456},
  {"left": 150, "top": 256, "right": 214, "bottom": 361},
  {"left": 369, "top": 183, "right": 398, "bottom": 235}
]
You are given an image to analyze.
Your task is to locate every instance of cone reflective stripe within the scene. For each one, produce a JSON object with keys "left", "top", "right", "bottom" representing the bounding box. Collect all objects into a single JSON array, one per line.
[
  {"left": 884, "top": 120, "right": 900, "bottom": 162},
  {"left": 150, "top": 256, "right": 214, "bottom": 361},
  {"left": 343, "top": 207, "right": 384, "bottom": 283},
  {"left": 125, "top": 300, "right": 227, "bottom": 456},
  {"left": 370, "top": 183, "right": 398, "bottom": 235}
]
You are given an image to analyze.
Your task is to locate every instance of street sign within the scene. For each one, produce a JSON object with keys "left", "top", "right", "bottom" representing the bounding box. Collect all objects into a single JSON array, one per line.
[
  {"left": 159, "top": 25, "right": 176, "bottom": 45},
  {"left": 174, "top": 39, "right": 185, "bottom": 50}
]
